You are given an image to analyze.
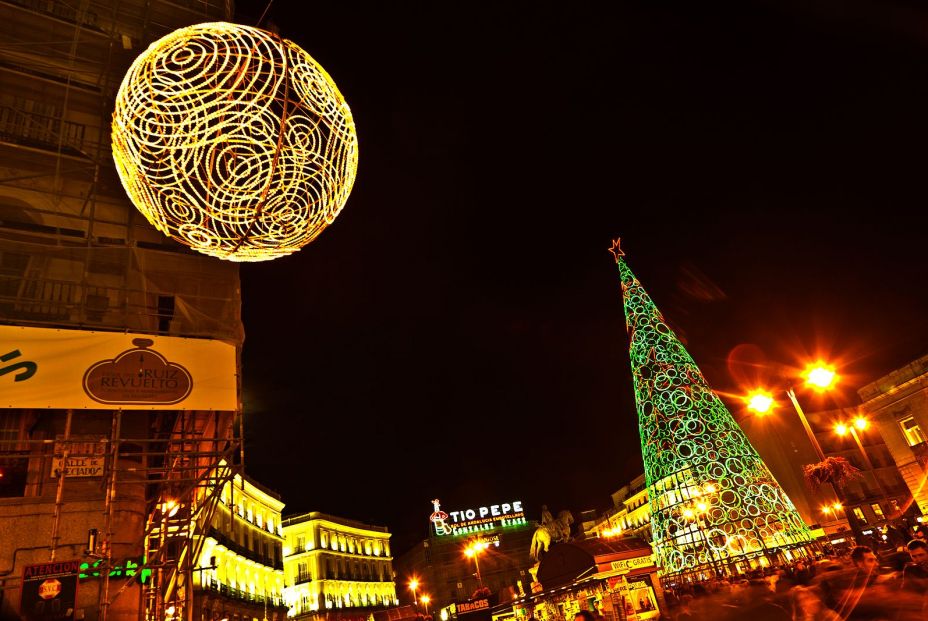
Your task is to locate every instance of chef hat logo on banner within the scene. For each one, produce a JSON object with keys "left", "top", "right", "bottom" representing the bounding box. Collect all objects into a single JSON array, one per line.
[{"left": 83, "top": 338, "right": 192, "bottom": 405}]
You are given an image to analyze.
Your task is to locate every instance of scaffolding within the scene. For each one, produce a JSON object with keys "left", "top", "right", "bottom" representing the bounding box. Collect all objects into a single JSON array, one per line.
[
  {"left": 0, "top": 0, "right": 243, "bottom": 620},
  {"left": 0, "top": 409, "right": 243, "bottom": 621}
]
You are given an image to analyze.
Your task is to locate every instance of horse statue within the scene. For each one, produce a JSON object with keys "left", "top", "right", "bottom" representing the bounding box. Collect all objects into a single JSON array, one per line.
[
  {"left": 530, "top": 526, "right": 551, "bottom": 560},
  {"left": 529, "top": 508, "right": 575, "bottom": 560}
]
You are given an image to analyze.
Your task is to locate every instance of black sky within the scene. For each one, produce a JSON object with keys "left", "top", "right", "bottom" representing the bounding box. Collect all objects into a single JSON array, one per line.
[{"left": 234, "top": 1, "right": 928, "bottom": 554}]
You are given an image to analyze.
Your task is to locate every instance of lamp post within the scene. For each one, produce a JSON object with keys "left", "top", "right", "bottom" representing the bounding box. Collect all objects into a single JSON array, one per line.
[
  {"left": 420, "top": 595, "right": 431, "bottom": 615},
  {"left": 743, "top": 362, "right": 851, "bottom": 548},
  {"left": 821, "top": 503, "right": 844, "bottom": 521},
  {"left": 408, "top": 578, "right": 419, "bottom": 608},
  {"left": 835, "top": 416, "right": 895, "bottom": 522},
  {"left": 464, "top": 541, "right": 489, "bottom": 588},
  {"left": 835, "top": 418, "right": 875, "bottom": 471},
  {"left": 746, "top": 362, "right": 838, "bottom": 462},
  {"left": 785, "top": 387, "right": 826, "bottom": 462}
]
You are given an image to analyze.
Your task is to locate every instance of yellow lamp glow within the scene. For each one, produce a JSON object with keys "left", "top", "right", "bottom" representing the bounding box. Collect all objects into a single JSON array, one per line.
[
  {"left": 408, "top": 579, "right": 418, "bottom": 591},
  {"left": 854, "top": 417, "right": 868, "bottom": 430},
  {"left": 682, "top": 508, "right": 694, "bottom": 519},
  {"left": 835, "top": 423, "right": 849, "bottom": 436},
  {"left": 112, "top": 22, "right": 358, "bottom": 262},
  {"left": 804, "top": 364, "right": 837, "bottom": 391},
  {"left": 703, "top": 484, "right": 717, "bottom": 494},
  {"left": 833, "top": 503, "right": 842, "bottom": 511},
  {"left": 746, "top": 390, "right": 775, "bottom": 414}
]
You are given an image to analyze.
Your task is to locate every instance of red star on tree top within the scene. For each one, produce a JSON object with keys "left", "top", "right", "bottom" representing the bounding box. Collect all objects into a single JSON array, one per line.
[{"left": 608, "top": 238, "right": 625, "bottom": 262}]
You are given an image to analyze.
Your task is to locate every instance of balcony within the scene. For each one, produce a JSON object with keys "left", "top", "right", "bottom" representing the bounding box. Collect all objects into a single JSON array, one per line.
[
  {"left": 295, "top": 573, "right": 312, "bottom": 585},
  {"left": 203, "top": 579, "right": 287, "bottom": 609},
  {"left": 0, "top": 99, "right": 90, "bottom": 158},
  {"left": 207, "top": 527, "right": 284, "bottom": 570}
]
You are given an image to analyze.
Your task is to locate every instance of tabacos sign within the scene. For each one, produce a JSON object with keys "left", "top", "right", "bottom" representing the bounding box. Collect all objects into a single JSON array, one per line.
[
  {"left": 456, "top": 599, "right": 490, "bottom": 615},
  {"left": 430, "top": 498, "right": 526, "bottom": 536}
]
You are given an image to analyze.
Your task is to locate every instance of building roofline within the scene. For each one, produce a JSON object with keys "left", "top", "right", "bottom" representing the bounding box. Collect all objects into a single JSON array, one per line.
[
  {"left": 244, "top": 474, "right": 283, "bottom": 502},
  {"left": 282, "top": 511, "right": 390, "bottom": 534}
]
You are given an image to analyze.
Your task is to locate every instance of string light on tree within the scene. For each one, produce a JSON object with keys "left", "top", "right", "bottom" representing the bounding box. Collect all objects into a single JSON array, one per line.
[
  {"left": 112, "top": 22, "right": 358, "bottom": 262},
  {"left": 609, "top": 238, "right": 814, "bottom": 576}
]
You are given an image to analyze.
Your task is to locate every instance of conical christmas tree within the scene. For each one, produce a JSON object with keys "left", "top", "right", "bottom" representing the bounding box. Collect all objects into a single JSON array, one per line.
[{"left": 610, "top": 239, "right": 813, "bottom": 576}]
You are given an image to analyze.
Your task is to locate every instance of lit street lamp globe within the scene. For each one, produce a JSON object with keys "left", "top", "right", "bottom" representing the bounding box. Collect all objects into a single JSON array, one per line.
[{"left": 112, "top": 22, "right": 358, "bottom": 262}]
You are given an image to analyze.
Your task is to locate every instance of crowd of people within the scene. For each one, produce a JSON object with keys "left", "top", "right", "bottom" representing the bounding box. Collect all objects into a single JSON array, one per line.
[{"left": 659, "top": 539, "right": 928, "bottom": 620}]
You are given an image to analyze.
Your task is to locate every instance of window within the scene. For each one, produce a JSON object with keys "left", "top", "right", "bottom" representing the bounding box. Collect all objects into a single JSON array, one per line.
[
  {"left": 853, "top": 507, "right": 867, "bottom": 523},
  {"left": 871, "top": 503, "right": 885, "bottom": 519},
  {"left": 901, "top": 417, "right": 926, "bottom": 447},
  {"left": 296, "top": 535, "right": 306, "bottom": 553}
]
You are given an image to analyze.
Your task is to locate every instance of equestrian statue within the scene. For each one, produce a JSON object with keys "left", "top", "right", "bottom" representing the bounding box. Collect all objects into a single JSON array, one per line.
[{"left": 529, "top": 505, "right": 574, "bottom": 560}]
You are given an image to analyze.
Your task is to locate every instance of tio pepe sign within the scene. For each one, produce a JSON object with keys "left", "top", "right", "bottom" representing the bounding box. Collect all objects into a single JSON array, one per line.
[{"left": 430, "top": 499, "right": 526, "bottom": 536}]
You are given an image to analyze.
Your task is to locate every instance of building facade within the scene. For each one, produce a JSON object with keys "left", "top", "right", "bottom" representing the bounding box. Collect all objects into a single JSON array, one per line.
[
  {"left": 0, "top": 0, "right": 240, "bottom": 619},
  {"left": 807, "top": 408, "right": 916, "bottom": 534},
  {"left": 858, "top": 353, "right": 928, "bottom": 519},
  {"left": 282, "top": 512, "right": 397, "bottom": 619},
  {"left": 196, "top": 472, "right": 289, "bottom": 621},
  {"left": 589, "top": 475, "right": 652, "bottom": 542}
]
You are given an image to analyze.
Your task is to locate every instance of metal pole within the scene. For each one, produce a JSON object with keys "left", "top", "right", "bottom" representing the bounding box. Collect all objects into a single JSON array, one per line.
[
  {"left": 49, "top": 409, "right": 73, "bottom": 560},
  {"left": 849, "top": 427, "right": 895, "bottom": 520},
  {"left": 100, "top": 409, "right": 122, "bottom": 621},
  {"left": 786, "top": 388, "right": 826, "bottom": 462}
]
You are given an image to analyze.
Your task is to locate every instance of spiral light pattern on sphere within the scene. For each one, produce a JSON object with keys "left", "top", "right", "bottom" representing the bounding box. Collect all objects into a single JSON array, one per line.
[{"left": 112, "top": 22, "right": 358, "bottom": 262}]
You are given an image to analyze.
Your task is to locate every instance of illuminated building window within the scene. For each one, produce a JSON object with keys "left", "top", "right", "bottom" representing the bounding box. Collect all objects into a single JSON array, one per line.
[
  {"left": 901, "top": 417, "right": 926, "bottom": 447},
  {"left": 871, "top": 503, "right": 885, "bottom": 519},
  {"left": 853, "top": 507, "right": 867, "bottom": 523}
]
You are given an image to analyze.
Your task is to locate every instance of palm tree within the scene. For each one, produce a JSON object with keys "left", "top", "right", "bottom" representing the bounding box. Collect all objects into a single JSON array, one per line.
[{"left": 803, "top": 456, "right": 861, "bottom": 490}]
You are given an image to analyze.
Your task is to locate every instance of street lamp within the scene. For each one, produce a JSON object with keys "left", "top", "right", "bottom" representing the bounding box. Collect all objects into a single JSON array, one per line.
[
  {"left": 464, "top": 541, "right": 489, "bottom": 588},
  {"left": 745, "top": 362, "right": 840, "bottom": 463},
  {"left": 834, "top": 417, "right": 874, "bottom": 469},
  {"left": 834, "top": 416, "right": 895, "bottom": 520},
  {"left": 821, "top": 503, "right": 844, "bottom": 519},
  {"left": 408, "top": 578, "right": 419, "bottom": 607},
  {"left": 420, "top": 595, "right": 431, "bottom": 615}
]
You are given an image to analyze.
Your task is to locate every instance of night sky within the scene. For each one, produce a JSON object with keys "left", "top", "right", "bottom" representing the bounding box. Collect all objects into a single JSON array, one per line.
[{"left": 234, "top": 1, "right": 928, "bottom": 554}]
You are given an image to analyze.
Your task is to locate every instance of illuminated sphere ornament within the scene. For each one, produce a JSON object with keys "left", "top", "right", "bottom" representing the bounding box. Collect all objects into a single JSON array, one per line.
[{"left": 111, "top": 22, "right": 358, "bottom": 261}]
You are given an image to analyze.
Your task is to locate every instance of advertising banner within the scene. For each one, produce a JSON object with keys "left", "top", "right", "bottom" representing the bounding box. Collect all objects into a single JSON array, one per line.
[
  {"left": 0, "top": 326, "right": 237, "bottom": 410},
  {"left": 20, "top": 560, "right": 80, "bottom": 621}
]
